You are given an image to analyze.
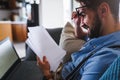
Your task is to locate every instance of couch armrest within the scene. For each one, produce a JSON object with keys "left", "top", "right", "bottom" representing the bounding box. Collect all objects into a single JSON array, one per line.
[{"left": 46, "top": 28, "right": 62, "bottom": 45}]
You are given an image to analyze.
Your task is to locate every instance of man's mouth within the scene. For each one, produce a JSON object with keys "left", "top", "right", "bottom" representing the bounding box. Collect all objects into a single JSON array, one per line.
[{"left": 82, "top": 24, "right": 89, "bottom": 30}]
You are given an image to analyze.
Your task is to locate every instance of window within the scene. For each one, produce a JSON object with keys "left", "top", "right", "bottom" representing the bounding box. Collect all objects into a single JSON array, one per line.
[{"left": 72, "top": 0, "right": 80, "bottom": 11}]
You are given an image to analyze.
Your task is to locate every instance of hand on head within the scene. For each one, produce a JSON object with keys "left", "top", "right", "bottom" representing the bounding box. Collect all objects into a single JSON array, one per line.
[
  {"left": 71, "top": 11, "right": 89, "bottom": 39},
  {"left": 71, "top": 11, "right": 78, "bottom": 20}
]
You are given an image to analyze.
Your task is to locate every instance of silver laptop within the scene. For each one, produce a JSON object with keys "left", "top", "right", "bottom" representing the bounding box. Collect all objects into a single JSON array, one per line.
[{"left": 0, "top": 38, "right": 43, "bottom": 80}]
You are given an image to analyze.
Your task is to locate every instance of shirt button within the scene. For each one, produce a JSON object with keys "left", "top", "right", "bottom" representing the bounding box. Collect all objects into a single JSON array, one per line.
[{"left": 93, "top": 46, "right": 96, "bottom": 48}]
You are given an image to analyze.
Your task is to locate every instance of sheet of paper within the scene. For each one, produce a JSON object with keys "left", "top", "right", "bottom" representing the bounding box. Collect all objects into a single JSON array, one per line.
[{"left": 26, "top": 26, "right": 66, "bottom": 71}]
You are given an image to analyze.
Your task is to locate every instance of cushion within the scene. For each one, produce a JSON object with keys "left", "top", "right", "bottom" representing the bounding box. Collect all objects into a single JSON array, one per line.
[
  {"left": 59, "top": 22, "right": 85, "bottom": 63},
  {"left": 99, "top": 56, "right": 120, "bottom": 80}
]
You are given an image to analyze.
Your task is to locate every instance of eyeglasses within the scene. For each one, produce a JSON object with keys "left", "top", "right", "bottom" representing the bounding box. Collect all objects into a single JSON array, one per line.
[{"left": 75, "top": 6, "right": 87, "bottom": 17}]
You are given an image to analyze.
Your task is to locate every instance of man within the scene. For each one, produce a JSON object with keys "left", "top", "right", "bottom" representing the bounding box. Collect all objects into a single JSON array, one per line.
[{"left": 37, "top": 0, "right": 120, "bottom": 80}]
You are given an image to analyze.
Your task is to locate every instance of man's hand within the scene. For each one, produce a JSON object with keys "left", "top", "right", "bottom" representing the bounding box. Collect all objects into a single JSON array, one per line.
[
  {"left": 72, "top": 12, "right": 89, "bottom": 39},
  {"left": 37, "top": 56, "right": 52, "bottom": 79}
]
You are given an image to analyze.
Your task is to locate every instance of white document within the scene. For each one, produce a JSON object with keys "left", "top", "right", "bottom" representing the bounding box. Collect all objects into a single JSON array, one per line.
[{"left": 26, "top": 26, "right": 66, "bottom": 71}]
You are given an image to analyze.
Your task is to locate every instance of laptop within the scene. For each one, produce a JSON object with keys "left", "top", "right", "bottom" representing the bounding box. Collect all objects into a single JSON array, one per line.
[{"left": 0, "top": 38, "right": 43, "bottom": 80}]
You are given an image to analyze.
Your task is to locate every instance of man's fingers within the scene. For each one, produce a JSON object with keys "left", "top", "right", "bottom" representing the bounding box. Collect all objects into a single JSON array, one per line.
[
  {"left": 72, "top": 12, "right": 77, "bottom": 19},
  {"left": 43, "top": 56, "right": 49, "bottom": 63},
  {"left": 36, "top": 56, "right": 49, "bottom": 67},
  {"left": 36, "top": 56, "right": 42, "bottom": 65}
]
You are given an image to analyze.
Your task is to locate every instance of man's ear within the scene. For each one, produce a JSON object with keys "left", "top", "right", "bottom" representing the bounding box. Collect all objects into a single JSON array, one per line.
[{"left": 97, "top": 2, "right": 109, "bottom": 18}]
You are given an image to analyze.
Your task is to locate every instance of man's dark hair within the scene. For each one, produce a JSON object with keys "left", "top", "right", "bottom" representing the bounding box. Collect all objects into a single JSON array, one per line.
[{"left": 75, "top": 0, "right": 120, "bottom": 21}]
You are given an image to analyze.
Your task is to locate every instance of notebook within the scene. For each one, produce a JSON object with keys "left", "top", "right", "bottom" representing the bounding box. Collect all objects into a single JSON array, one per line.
[{"left": 0, "top": 38, "right": 43, "bottom": 80}]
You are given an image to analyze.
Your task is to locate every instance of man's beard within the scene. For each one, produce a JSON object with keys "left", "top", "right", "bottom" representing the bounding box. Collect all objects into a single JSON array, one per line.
[{"left": 88, "top": 14, "right": 102, "bottom": 39}]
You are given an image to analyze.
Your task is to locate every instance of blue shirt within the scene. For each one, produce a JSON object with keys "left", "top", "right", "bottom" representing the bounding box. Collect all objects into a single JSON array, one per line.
[
  {"left": 62, "top": 31, "right": 120, "bottom": 80},
  {"left": 99, "top": 56, "right": 120, "bottom": 80}
]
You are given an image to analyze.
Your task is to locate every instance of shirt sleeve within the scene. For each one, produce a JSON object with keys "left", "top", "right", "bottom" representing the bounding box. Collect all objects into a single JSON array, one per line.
[{"left": 80, "top": 49, "right": 118, "bottom": 80}]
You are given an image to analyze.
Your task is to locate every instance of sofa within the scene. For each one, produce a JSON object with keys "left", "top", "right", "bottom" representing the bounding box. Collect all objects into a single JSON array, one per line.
[
  {"left": 24, "top": 26, "right": 120, "bottom": 80},
  {"left": 25, "top": 27, "right": 63, "bottom": 61}
]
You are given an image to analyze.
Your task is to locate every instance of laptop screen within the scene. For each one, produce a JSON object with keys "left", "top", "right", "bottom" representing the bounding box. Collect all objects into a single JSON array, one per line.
[{"left": 0, "top": 38, "right": 19, "bottom": 79}]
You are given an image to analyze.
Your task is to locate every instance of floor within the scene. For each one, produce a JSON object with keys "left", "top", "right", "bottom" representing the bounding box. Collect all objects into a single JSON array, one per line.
[{"left": 14, "top": 42, "right": 26, "bottom": 58}]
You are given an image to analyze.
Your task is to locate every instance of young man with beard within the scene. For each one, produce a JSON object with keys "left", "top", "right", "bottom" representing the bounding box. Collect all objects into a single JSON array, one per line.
[{"left": 37, "top": 0, "right": 120, "bottom": 80}]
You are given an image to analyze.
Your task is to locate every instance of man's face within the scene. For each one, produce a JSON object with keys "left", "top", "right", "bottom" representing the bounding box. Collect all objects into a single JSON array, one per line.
[{"left": 77, "top": 4, "right": 102, "bottom": 38}]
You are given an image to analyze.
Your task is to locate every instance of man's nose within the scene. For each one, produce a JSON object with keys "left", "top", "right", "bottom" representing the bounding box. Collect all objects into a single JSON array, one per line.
[
  {"left": 81, "top": 17, "right": 88, "bottom": 25},
  {"left": 80, "top": 17, "right": 85, "bottom": 25}
]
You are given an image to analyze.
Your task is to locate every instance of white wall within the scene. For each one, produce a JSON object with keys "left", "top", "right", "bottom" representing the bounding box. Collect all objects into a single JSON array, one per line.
[
  {"left": 63, "top": 0, "right": 72, "bottom": 25},
  {"left": 119, "top": 3, "right": 120, "bottom": 22},
  {"left": 39, "top": 0, "right": 64, "bottom": 28}
]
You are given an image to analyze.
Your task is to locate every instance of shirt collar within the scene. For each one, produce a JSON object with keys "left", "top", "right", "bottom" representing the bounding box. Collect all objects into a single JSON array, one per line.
[{"left": 88, "top": 31, "right": 120, "bottom": 47}]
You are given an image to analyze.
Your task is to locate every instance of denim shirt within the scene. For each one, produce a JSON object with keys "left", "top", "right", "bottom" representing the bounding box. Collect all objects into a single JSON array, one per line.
[{"left": 62, "top": 31, "right": 120, "bottom": 80}]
